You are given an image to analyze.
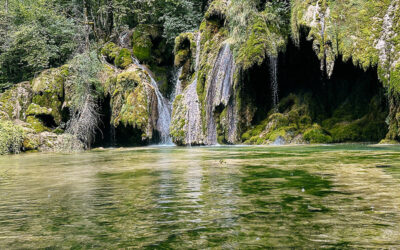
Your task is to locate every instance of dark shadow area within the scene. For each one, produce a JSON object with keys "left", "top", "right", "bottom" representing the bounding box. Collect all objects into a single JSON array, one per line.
[
  {"left": 37, "top": 114, "right": 57, "bottom": 129},
  {"left": 279, "top": 36, "right": 387, "bottom": 124},
  {"left": 92, "top": 95, "right": 151, "bottom": 148},
  {"left": 241, "top": 29, "right": 388, "bottom": 142}
]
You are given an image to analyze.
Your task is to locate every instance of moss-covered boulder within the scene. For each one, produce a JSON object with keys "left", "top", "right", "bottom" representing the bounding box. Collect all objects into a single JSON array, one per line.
[
  {"left": 304, "top": 124, "right": 332, "bottom": 144},
  {"left": 115, "top": 48, "right": 133, "bottom": 69},
  {"left": 101, "top": 42, "right": 133, "bottom": 69},
  {"left": 106, "top": 66, "right": 158, "bottom": 140},
  {"left": 31, "top": 66, "right": 68, "bottom": 126},
  {"left": 242, "top": 94, "right": 315, "bottom": 145}
]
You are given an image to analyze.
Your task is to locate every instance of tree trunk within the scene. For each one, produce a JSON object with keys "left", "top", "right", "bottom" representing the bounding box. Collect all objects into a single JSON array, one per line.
[{"left": 5, "top": 0, "right": 8, "bottom": 13}]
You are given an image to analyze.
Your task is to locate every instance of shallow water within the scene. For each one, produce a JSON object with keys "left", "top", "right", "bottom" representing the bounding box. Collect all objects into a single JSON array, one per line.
[{"left": 1, "top": 145, "right": 400, "bottom": 248}]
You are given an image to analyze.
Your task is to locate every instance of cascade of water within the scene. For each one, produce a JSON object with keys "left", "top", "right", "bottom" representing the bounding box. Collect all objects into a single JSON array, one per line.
[
  {"left": 171, "top": 67, "right": 183, "bottom": 102},
  {"left": 131, "top": 56, "right": 173, "bottom": 144},
  {"left": 205, "top": 43, "right": 235, "bottom": 145},
  {"left": 186, "top": 33, "right": 202, "bottom": 146},
  {"left": 269, "top": 55, "right": 279, "bottom": 112}
]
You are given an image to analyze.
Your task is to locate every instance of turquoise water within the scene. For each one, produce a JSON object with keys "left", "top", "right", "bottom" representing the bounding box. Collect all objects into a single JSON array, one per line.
[{"left": 0, "top": 145, "right": 400, "bottom": 248}]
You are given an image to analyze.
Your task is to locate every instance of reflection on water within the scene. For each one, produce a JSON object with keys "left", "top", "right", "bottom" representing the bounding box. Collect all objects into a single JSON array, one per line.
[{"left": 1, "top": 145, "right": 400, "bottom": 248}]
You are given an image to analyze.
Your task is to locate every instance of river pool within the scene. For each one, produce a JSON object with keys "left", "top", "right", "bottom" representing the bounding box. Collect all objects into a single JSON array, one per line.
[{"left": 1, "top": 145, "right": 400, "bottom": 248}]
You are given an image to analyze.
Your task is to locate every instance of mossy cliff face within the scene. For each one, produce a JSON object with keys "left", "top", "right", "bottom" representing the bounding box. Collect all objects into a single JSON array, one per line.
[
  {"left": 174, "top": 32, "right": 197, "bottom": 90},
  {"left": 291, "top": 0, "right": 400, "bottom": 85},
  {"left": 1, "top": 39, "right": 168, "bottom": 153}
]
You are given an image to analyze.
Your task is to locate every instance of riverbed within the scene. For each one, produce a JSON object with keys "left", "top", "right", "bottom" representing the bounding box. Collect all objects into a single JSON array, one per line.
[{"left": 1, "top": 145, "right": 400, "bottom": 248}]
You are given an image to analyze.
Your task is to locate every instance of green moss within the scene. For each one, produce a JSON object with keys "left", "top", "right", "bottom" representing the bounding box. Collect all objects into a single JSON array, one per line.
[
  {"left": 109, "top": 68, "right": 154, "bottom": 140},
  {"left": 0, "top": 120, "right": 25, "bottom": 155},
  {"left": 379, "top": 139, "right": 400, "bottom": 145},
  {"left": 101, "top": 42, "right": 120, "bottom": 62},
  {"left": 26, "top": 116, "right": 50, "bottom": 133},
  {"left": 174, "top": 50, "right": 190, "bottom": 67},
  {"left": 26, "top": 103, "right": 52, "bottom": 116},
  {"left": 304, "top": 124, "right": 332, "bottom": 144},
  {"left": 31, "top": 67, "right": 66, "bottom": 125},
  {"left": 170, "top": 94, "right": 188, "bottom": 145},
  {"left": 115, "top": 48, "right": 133, "bottom": 69},
  {"left": 22, "top": 135, "right": 39, "bottom": 151},
  {"left": 132, "top": 26, "right": 153, "bottom": 62},
  {"left": 116, "top": 71, "right": 141, "bottom": 89},
  {"left": 205, "top": 0, "right": 227, "bottom": 22}
]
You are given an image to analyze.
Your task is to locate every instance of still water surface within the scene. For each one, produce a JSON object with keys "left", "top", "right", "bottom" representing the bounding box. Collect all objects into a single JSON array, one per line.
[{"left": 1, "top": 145, "right": 400, "bottom": 248}]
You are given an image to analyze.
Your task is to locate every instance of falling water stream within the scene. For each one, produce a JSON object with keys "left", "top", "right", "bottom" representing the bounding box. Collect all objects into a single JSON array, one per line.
[
  {"left": 269, "top": 55, "right": 279, "bottom": 112},
  {"left": 131, "top": 57, "right": 172, "bottom": 144},
  {"left": 205, "top": 43, "right": 235, "bottom": 145},
  {"left": 187, "top": 33, "right": 202, "bottom": 146},
  {"left": 171, "top": 67, "right": 183, "bottom": 101}
]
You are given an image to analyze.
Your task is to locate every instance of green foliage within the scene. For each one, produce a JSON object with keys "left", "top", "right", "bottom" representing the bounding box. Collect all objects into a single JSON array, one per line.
[
  {"left": 0, "top": 120, "right": 24, "bottom": 155},
  {"left": 0, "top": 0, "right": 81, "bottom": 86},
  {"left": 158, "top": 0, "right": 204, "bottom": 45}
]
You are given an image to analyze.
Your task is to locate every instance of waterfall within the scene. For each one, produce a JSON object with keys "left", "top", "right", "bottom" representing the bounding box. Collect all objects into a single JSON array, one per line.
[
  {"left": 131, "top": 56, "right": 173, "bottom": 144},
  {"left": 171, "top": 67, "right": 183, "bottom": 102},
  {"left": 205, "top": 43, "right": 235, "bottom": 145},
  {"left": 269, "top": 55, "right": 279, "bottom": 112},
  {"left": 185, "top": 33, "right": 202, "bottom": 146}
]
